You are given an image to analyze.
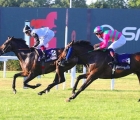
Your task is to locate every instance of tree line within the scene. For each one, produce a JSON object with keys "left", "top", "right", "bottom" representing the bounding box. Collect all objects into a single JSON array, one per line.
[{"left": 0, "top": 0, "right": 139, "bottom": 8}]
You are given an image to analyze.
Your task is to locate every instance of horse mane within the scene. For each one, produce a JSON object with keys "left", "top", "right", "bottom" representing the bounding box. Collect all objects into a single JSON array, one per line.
[
  {"left": 12, "top": 37, "right": 29, "bottom": 48},
  {"left": 73, "top": 40, "right": 93, "bottom": 49}
]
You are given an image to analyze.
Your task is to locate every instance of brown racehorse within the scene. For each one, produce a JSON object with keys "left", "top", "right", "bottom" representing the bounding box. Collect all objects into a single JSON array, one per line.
[
  {"left": 0, "top": 37, "right": 81, "bottom": 95},
  {"left": 56, "top": 40, "right": 140, "bottom": 102}
]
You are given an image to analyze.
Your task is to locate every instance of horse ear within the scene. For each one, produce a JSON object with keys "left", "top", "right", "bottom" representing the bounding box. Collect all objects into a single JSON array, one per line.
[
  {"left": 69, "top": 40, "right": 74, "bottom": 46},
  {"left": 72, "top": 40, "right": 74, "bottom": 45}
]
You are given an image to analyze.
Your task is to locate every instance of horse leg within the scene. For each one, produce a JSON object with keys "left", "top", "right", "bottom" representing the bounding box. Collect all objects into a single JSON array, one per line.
[
  {"left": 72, "top": 72, "right": 89, "bottom": 95},
  {"left": 136, "top": 72, "right": 140, "bottom": 102},
  {"left": 12, "top": 72, "right": 27, "bottom": 94},
  {"left": 67, "top": 73, "right": 98, "bottom": 102},
  {"left": 38, "top": 72, "right": 65, "bottom": 95},
  {"left": 24, "top": 72, "right": 41, "bottom": 89}
]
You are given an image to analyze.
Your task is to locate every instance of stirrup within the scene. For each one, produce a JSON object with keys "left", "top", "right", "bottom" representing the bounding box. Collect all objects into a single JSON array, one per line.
[
  {"left": 108, "top": 61, "right": 117, "bottom": 66},
  {"left": 58, "top": 61, "right": 65, "bottom": 67},
  {"left": 108, "top": 61, "right": 113, "bottom": 66},
  {"left": 41, "top": 55, "right": 46, "bottom": 60}
]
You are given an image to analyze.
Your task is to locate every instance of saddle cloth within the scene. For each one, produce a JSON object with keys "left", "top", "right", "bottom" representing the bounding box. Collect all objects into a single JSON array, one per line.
[
  {"left": 37, "top": 48, "right": 58, "bottom": 62},
  {"left": 115, "top": 53, "right": 131, "bottom": 70}
]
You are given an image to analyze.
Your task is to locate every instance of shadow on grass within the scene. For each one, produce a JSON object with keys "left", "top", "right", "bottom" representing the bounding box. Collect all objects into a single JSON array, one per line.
[{"left": 66, "top": 88, "right": 140, "bottom": 92}]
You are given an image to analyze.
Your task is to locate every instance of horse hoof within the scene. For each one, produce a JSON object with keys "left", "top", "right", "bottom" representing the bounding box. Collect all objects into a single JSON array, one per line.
[
  {"left": 72, "top": 93, "right": 75, "bottom": 96},
  {"left": 36, "top": 83, "right": 41, "bottom": 87},
  {"left": 13, "top": 89, "right": 17, "bottom": 94},
  {"left": 38, "top": 92, "right": 42, "bottom": 95},
  {"left": 45, "top": 90, "right": 50, "bottom": 94},
  {"left": 65, "top": 98, "right": 71, "bottom": 102}
]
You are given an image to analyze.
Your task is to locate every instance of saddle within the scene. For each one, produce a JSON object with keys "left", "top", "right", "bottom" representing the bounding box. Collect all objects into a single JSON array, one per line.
[{"left": 36, "top": 48, "right": 58, "bottom": 62}]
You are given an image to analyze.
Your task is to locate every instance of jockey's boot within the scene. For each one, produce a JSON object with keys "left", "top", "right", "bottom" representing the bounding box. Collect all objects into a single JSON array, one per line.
[
  {"left": 41, "top": 50, "right": 46, "bottom": 60},
  {"left": 108, "top": 55, "right": 118, "bottom": 66}
]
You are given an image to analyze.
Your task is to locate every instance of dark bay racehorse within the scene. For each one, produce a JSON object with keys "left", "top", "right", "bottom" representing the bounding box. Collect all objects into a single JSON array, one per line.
[
  {"left": 57, "top": 40, "right": 140, "bottom": 102},
  {"left": 0, "top": 37, "right": 80, "bottom": 95}
]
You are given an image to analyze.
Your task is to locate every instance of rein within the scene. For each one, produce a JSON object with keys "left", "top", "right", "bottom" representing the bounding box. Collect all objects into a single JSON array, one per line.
[
  {"left": 71, "top": 46, "right": 107, "bottom": 57},
  {"left": 75, "top": 49, "right": 95, "bottom": 57},
  {"left": 18, "top": 48, "right": 30, "bottom": 50}
]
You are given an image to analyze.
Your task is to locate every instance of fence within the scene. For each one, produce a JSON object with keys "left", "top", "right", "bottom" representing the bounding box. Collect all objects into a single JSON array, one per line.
[
  {"left": 0, "top": 56, "right": 18, "bottom": 78},
  {"left": 0, "top": 56, "right": 115, "bottom": 90}
]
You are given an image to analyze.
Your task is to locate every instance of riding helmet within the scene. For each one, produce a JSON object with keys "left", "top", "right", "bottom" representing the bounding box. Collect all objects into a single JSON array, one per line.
[
  {"left": 93, "top": 26, "right": 104, "bottom": 34},
  {"left": 23, "top": 25, "right": 32, "bottom": 33}
]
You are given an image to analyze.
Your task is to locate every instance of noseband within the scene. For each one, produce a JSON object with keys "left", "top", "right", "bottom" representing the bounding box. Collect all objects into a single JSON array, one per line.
[
  {"left": 2, "top": 43, "right": 11, "bottom": 54},
  {"left": 1, "top": 41, "right": 30, "bottom": 54}
]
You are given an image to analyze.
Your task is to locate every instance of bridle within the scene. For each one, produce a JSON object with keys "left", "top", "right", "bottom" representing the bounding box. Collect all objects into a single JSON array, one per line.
[
  {"left": 1, "top": 43, "right": 11, "bottom": 54},
  {"left": 65, "top": 44, "right": 94, "bottom": 58},
  {"left": 1, "top": 39, "right": 30, "bottom": 55}
]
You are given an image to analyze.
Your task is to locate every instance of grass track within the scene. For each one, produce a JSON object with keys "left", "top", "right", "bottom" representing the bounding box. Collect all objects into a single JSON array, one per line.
[{"left": 0, "top": 71, "right": 140, "bottom": 120}]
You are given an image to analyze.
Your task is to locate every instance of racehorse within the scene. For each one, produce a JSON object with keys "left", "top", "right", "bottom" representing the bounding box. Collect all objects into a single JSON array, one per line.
[
  {"left": 0, "top": 37, "right": 80, "bottom": 95},
  {"left": 57, "top": 40, "right": 140, "bottom": 102}
]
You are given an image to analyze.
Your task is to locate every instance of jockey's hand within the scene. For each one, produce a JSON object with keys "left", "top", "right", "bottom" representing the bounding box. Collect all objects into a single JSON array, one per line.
[
  {"left": 94, "top": 44, "right": 98, "bottom": 49},
  {"left": 30, "top": 46, "right": 35, "bottom": 52},
  {"left": 94, "top": 47, "right": 100, "bottom": 51}
]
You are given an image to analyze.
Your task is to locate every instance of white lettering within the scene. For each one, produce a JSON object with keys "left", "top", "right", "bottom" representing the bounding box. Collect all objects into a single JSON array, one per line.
[
  {"left": 135, "top": 28, "right": 140, "bottom": 41},
  {"left": 122, "top": 27, "right": 136, "bottom": 41}
]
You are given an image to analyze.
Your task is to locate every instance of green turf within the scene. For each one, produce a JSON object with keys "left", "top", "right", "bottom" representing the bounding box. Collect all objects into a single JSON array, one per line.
[{"left": 0, "top": 71, "right": 140, "bottom": 120}]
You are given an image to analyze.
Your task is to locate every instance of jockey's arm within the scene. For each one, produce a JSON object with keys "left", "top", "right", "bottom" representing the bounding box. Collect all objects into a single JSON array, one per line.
[
  {"left": 32, "top": 33, "right": 40, "bottom": 47},
  {"left": 94, "top": 40, "right": 108, "bottom": 50},
  {"left": 99, "top": 39, "right": 108, "bottom": 49},
  {"left": 94, "top": 43, "right": 100, "bottom": 49}
]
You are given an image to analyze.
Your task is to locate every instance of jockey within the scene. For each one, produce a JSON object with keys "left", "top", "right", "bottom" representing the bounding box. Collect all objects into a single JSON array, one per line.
[
  {"left": 23, "top": 25, "right": 55, "bottom": 60},
  {"left": 93, "top": 26, "right": 126, "bottom": 65}
]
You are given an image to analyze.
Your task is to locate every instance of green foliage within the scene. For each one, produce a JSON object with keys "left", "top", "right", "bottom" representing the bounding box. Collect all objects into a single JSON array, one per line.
[
  {"left": 0, "top": 62, "right": 3, "bottom": 70},
  {"left": 0, "top": 60, "right": 83, "bottom": 72},
  {"left": 0, "top": 0, "right": 52, "bottom": 7},
  {"left": 51, "top": 0, "right": 69, "bottom": 8},
  {"left": 72, "top": 0, "right": 87, "bottom": 8},
  {"left": 128, "top": 0, "right": 140, "bottom": 8},
  {"left": 0, "top": 60, "right": 21, "bottom": 71},
  {"left": 0, "top": 0, "right": 88, "bottom": 8},
  {"left": 0, "top": 0, "right": 136, "bottom": 8},
  {"left": 76, "top": 65, "right": 86, "bottom": 73},
  {"left": 106, "top": 0, "right": 128, "bottom": 8},
  {"left": 6, "top": 60, "right": 21, "bottom": 71},
  {"left": 88, "top": 0, "right": 108, "bottom": 8},
  {"left": 88, "top": 0, "right": 128, "bottom": 8}
]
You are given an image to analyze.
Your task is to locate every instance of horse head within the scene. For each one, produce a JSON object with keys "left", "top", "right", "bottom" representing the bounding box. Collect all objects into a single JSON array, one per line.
[
  {"left": 59, "top": 41, "right": 74, "bottom": 60},
  {"left": 61, "top": 40, "right": 94, "bottom": 61},
  {"left": 0, "top": 36, "right": 29, "bottom": 55}
]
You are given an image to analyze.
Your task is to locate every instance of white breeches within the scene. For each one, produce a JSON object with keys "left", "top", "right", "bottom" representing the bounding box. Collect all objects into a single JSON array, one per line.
[
  {"left": 36, "top": 30, "right": 54, "bottom": 49},
  {"left": 108, "top": 35, "right": 126, "bottom": 51}
]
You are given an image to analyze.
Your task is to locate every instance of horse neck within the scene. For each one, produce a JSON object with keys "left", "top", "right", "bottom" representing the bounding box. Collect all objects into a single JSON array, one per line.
[
  {"left": 13, "top": 49, "right": 31, "bottom": 61},
  {"left": 73, "top": 46, "right": 91, "bottom": 61},
  {"left": 74, "top": 45, "right": 107, "bottom": 63}
]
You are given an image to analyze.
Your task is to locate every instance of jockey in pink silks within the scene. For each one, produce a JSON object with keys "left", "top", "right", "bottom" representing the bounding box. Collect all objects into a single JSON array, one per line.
[
  {"left": 93, "top": 26, "right": 126, "bottom": 65},
  {"left": 23, "top": 25, "right": 55, "bottom": 60}
]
